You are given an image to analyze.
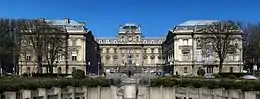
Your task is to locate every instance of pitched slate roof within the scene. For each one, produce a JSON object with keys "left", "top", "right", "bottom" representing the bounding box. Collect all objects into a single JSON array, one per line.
[
  {"left": 46, "top": 19, "right": 83, "bottom": 26},
  {"left": 178, "top": 20, "right": 218, "bottom": 26}
]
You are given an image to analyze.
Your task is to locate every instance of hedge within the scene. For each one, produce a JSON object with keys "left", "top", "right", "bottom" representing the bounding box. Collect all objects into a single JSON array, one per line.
[
  {"left": 21, "top": 73, "right": 70, "bottom": 78},
  {"left": 0, "top": 77, "right": 110, "bottom": 93},
  {"left": 218, "top": 73, "right": 251, "bottom": 78},
  {"left": 150, "top": 77, "right": 260, "bottom": 91}
]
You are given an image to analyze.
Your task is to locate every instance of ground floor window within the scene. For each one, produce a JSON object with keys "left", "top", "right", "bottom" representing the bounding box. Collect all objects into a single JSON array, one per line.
[
  {"left": 230, "top": 67, "right": 233, "bottom": 73},
  {"left": 26, "top": 67, "right": 30, "bottom": 73},
  {"left": 184, "top": 67, "right": 188, "bottom": 73},
  {"left": 57, "top": 67, "right": 61, "bottom": 74},
  {"left": 206, "top": 66, "right": 213, "bottom": 73}
]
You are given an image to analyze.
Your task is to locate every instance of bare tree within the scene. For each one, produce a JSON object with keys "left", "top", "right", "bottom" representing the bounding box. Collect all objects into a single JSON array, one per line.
[
  {"left": 242, "top": 23, "right": 260, "bottom": 69},
  {"left": 201, "top": 21, "right": 242, "bottom": 73},
  {"left": 0, "top": 18, "right": 24, "bottom": 74},
  {"left": 20, "top": 20, "right": 67, "bottom": 73},
  {"left": 43, "top": 28, "right": 67, "bottom": 73}
]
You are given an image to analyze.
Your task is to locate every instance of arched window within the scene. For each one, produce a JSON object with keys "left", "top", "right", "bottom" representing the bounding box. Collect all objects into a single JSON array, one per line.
[
  {"left": 114, "top": 40, "right": 117, "bottom": 44},
  {"left": 151, "top": 40, "right": 155, "bottom": 44},
  {"left": 143, "top": 40, "right": 147, "bottom": 43},
  {"left": 106, "top": 55, "right": 110, "bottom": 59},
  {"left": 99, "top": 40, "right": 103, "bottom": 43},
  {"left": 113, "top": 55, "right": 118, "bottom": 59},
  {"left": 150, "top": 55, "right": 155, "bottom": 59},
  {"left": 143, "top": 55, "right": 148, "bottom": 59},
  {"left": 158, "top": 40, "right": 162, "bottom": 44}
]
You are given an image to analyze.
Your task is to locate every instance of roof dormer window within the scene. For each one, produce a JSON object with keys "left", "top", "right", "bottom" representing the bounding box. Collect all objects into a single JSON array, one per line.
[
  {"left": 114, "top": 40, "right": 118, "bottom": 44},
  {"left": 151, "top": 40, "right": 155, "bottom": 44},
  {"left": 143, "top": 40, "right": 147, "bottom": 43},
  {"left": 106, "top": 40, "right": 110, "bottom": 43},
  {"left": 99, "top": 40, "right": 103, "bottom": 43}
]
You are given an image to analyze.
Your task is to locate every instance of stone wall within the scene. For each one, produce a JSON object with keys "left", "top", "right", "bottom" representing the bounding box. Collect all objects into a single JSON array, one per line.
[
  {"left": 1, "top": 86, "right": 260, "bottom": 99},
  {"left": 138, "top": 86, "right": 260, "bottom": 99},
  {"left": 0, "top": 86, "right": 115, "bottom": 99}
]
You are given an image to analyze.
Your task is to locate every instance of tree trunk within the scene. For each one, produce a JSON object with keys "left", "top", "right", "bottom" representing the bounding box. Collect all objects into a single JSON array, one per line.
[
  {"left": 49, "top": 64, "right": 53, "bottom": 73},
  {"left": 37, "top": 55, "right": 42, "bottom": 73},
  {"left": 219, "top": 59, "right": 224, "bottom": 73}
]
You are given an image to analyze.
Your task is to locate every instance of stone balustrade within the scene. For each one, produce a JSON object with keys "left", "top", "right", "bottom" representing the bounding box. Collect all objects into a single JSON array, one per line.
[{"left": 1, "top": 86, "right": 260, "bottom": 99}]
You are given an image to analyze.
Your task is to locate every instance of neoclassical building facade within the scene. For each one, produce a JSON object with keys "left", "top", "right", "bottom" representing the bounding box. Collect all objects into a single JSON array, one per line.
[
  {"left": 96, "top": 24, "right": 165, "bottom": 73},
  {"left": 19, "top": 18, "right": 101, "bottom": 75},
  {"left": 163, "top": 20, "right": 243, "bottom": 76}
]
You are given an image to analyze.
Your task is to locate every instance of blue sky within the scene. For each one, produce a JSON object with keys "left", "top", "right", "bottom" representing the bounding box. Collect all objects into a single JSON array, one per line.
[{"left": 0, "top": 0, "right": 259, "bottom": 37}]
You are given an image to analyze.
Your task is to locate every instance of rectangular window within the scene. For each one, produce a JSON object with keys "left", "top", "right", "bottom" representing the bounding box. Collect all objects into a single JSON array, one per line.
[
  {"left": 71, "top": 52, "right": 77, "bottom": 61},
  {"left": 230, "top": 67, "right": 233, "bottom": 73},
  {"left": 206, "top": 67, "right": 213, "bottom": 73},
  {"left": 26, "top": 55, "right": 31, "bottom": 61},
  {"left": 72, "top": 56, "right": 77, "bottom": 61},
  {"left": 114, "top": 59, "right": 117, "bottom": 65},
  {"left": 151, "top": 48, "right": 154, "bottom": 53},
  {"left": 228, "top": 54, "right": 234, "bottom": 61},
  {"left": 114, "top": 48, "right": 117, "bottom": 53},
  {"left": 72, "top": 39, "right": 76, "bottom": 46},
  {"left": 183, "top": 39, "right": 188, "bottom": 45},
  {"left": 182, "top": 52, "right": 190, "bottom": 61},
  {"left": 158, "top": 48, "right": 162, "bottom": 53},
  {"left": 106, "top": 48, "right": 110, "bottom": 53},
  {"left": 184, "top": 67, "right": 188, "bottom": 73},
  {"left": 57, "top": 52, "right": 63, "bottom": 61}
]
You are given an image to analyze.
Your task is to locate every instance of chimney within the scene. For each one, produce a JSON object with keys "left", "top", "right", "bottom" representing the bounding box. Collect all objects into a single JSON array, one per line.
[{"left": 64, "top": 18, "right": 70, "bottom": 24}]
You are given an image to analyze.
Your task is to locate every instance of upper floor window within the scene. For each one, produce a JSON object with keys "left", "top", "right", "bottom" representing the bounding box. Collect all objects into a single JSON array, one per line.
[
  {"left": 158, "top": 48, "right": 162, "bottom": 53},
  {"left": 71, "top": 51, "right": 77, "bottom": 61},
  {"left": 183, "top": 39, "right": 188, "bottom": 45},
  {"left": 150, "top": 55, "right": 155, "bottom": 60},
  {"left": 114, "top": 48, "right": 117, "bottom": 53},
  {"left": 26, "top": 55, "right": 31, "bottom": 61},
  {"left": 106, "top": 48, "right": 110, "bottom": 53},
  {"left": 72, "top": 39, "right": 77, "bottom": 46},
  {"left": 151, "top": 48, "right": 154, "bottom": 53},
  {"left": 182, "top": 51, "right": 190, "bottom": 61},
  {"left": 136, "top": 36, "right": 140, "bottom": 41},
  {"left": 143, "top": 48, "right": 147, "bottom": 53}
]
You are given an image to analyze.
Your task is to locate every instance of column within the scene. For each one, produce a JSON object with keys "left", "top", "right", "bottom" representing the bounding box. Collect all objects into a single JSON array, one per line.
[
  {"left": 192, "top": 33, "right": 195, "bottom": 75},
  {"left": 117, "top": 46, "right": 120, "bottom": 72},
  {"left": 185, "top": 88, "right": 189, "bottom": 99},
  {"left": 159, "top": 86, "right": 163, "bottom": 99},
  {"left": 141, "top": 46, "right": 144, "bottom": 67},
  {"left": 83, "top": 86, "right": 88, "bottom": 99},
  {"left": 68, "top": 86, "right": 75, "bottom": 99},
  {"left": 38, "top": 88, "right": 47, "bottom": 99},
  {"left": 4, "top": 92, "right": 17, "bottom": 99},
  {"left": 97, "top": 86, "right": 101, "bottom": 99}
]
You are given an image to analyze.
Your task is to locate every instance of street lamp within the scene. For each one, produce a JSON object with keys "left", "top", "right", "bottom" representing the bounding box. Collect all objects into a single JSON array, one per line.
[
  {"left": 88, "top": 61, "right": 91, "bottom": 75},
  {"left": 98, "top": 62, "right": 100, "bottom": 75},
  {"left": 253, "top": 64, "right": 257, "bottom": 76}
]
